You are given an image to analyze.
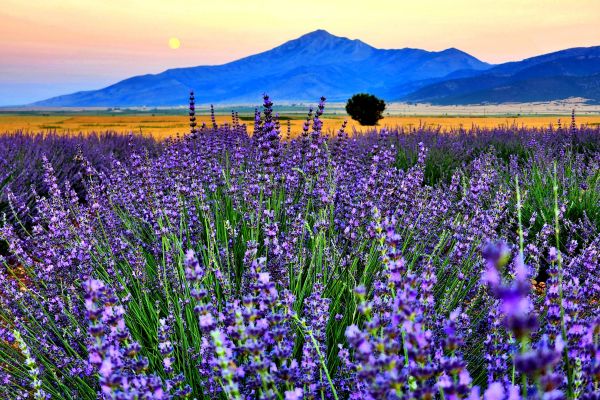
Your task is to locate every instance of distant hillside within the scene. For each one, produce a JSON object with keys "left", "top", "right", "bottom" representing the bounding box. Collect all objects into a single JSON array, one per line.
[
  {"left": 32, "top": 30, "right": 490, "bottom": 107},
  {"left": 401, "top": 47, "right": 600, "bottom": 104}
]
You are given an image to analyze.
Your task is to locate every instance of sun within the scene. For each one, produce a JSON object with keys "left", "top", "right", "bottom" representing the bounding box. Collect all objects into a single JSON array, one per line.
[{"left": 168, "top": 37, "right": 181, "bottom": 50}]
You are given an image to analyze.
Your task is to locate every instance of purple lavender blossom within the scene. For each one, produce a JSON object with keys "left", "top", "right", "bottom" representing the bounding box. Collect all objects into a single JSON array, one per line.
[{"left": 1, "top": 95, "right": 600, "bottom": 399}]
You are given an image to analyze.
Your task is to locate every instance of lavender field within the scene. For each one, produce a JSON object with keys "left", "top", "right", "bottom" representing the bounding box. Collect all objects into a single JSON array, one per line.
[{"left": 1, "top": 95, "right": 599, "bottom": 399}]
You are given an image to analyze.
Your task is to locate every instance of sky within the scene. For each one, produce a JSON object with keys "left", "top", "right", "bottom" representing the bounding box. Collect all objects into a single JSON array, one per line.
[{"left": 1, "top": 0, "right": 599, "bottom": 105}]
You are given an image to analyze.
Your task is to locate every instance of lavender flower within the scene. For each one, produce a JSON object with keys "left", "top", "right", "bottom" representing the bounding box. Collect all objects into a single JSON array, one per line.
[{"left": 1, "top": 95, "right": 600, "bottom": 399}]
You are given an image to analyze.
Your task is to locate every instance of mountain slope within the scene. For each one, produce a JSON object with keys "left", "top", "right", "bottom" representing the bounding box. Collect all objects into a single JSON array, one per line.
[
  {"left": 33, "top": 30, "right": 490, "bottom": 106},
  {"left": 401, "top": 47, "right": 600, "bottom": 104}
]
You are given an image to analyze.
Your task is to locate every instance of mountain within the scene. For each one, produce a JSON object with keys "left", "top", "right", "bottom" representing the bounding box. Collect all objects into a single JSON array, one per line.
[
  {"left": 32, "top": 31, "right": 600, "bottom": 106},
  {"left": 401, "top": 47, "right": 600, "bottom": 104},
  {"left": 32, "top": 30, "right": 490, "bottom": 106}
]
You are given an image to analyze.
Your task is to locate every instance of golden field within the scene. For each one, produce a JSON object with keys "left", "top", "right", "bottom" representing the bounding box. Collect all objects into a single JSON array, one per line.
[{"left": 1, "top": 113, "right": 600, "bottom": 140}]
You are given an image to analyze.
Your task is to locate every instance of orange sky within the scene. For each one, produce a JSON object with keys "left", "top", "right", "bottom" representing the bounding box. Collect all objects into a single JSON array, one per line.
[{"left": 1, "top": 0, "right": 599, "bottom": 105}]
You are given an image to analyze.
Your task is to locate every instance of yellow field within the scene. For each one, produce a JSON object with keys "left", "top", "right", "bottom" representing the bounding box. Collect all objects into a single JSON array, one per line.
[{"left": 1, "top": 114, "right": 599, "bottom": 139}]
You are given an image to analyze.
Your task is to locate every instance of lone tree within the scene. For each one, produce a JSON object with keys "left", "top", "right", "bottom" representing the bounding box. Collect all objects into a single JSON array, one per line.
[{"left": 345, "top": 93, "right": 386, "bottom": 126}]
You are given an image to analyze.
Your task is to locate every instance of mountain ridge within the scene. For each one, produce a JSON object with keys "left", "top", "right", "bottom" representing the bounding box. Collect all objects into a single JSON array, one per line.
[
  {"left": 401, "top": 46, "right": 600, "bottom": 104},
  {"left": 32, "top": 30, "right": 600, "bottom": 106},
  {"left": 32, "top": 30, "right": 490, "bottom": 106}
]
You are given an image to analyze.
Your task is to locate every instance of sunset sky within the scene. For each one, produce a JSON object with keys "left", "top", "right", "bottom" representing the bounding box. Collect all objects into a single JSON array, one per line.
[{"left": 1, "top": 0, "right": 599, "bottom": 105}]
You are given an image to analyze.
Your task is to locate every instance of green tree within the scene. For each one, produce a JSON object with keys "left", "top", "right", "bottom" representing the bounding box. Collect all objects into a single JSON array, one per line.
[{"left": 345, "top": 93, "right": 386, "bottom": 126}]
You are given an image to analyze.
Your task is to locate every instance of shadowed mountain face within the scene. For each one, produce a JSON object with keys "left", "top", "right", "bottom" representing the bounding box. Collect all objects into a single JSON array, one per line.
[
  {"left": 33, "top": 30, "right": 490, "bottom": 106},
  {"left": 401, "top": 47, "right": 600, "bottom": 104}
]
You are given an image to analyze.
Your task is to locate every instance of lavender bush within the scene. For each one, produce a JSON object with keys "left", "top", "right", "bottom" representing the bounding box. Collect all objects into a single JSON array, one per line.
[
  {"left": 0, "top": 131, "right": 159, "bottom": 221},
  {"left": 0, "top": 95, "right": 599, "bottom": 399}
]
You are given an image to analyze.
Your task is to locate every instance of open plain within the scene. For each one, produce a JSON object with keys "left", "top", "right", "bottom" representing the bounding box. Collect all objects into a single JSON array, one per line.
[{"left": 2, "top": 101, "right": 600, "bottom": 138}]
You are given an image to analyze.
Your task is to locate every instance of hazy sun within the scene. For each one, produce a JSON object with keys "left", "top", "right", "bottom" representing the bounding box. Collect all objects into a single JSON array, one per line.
[{"left": 168, "top": 37, "right": 181, "bottom": 49}]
